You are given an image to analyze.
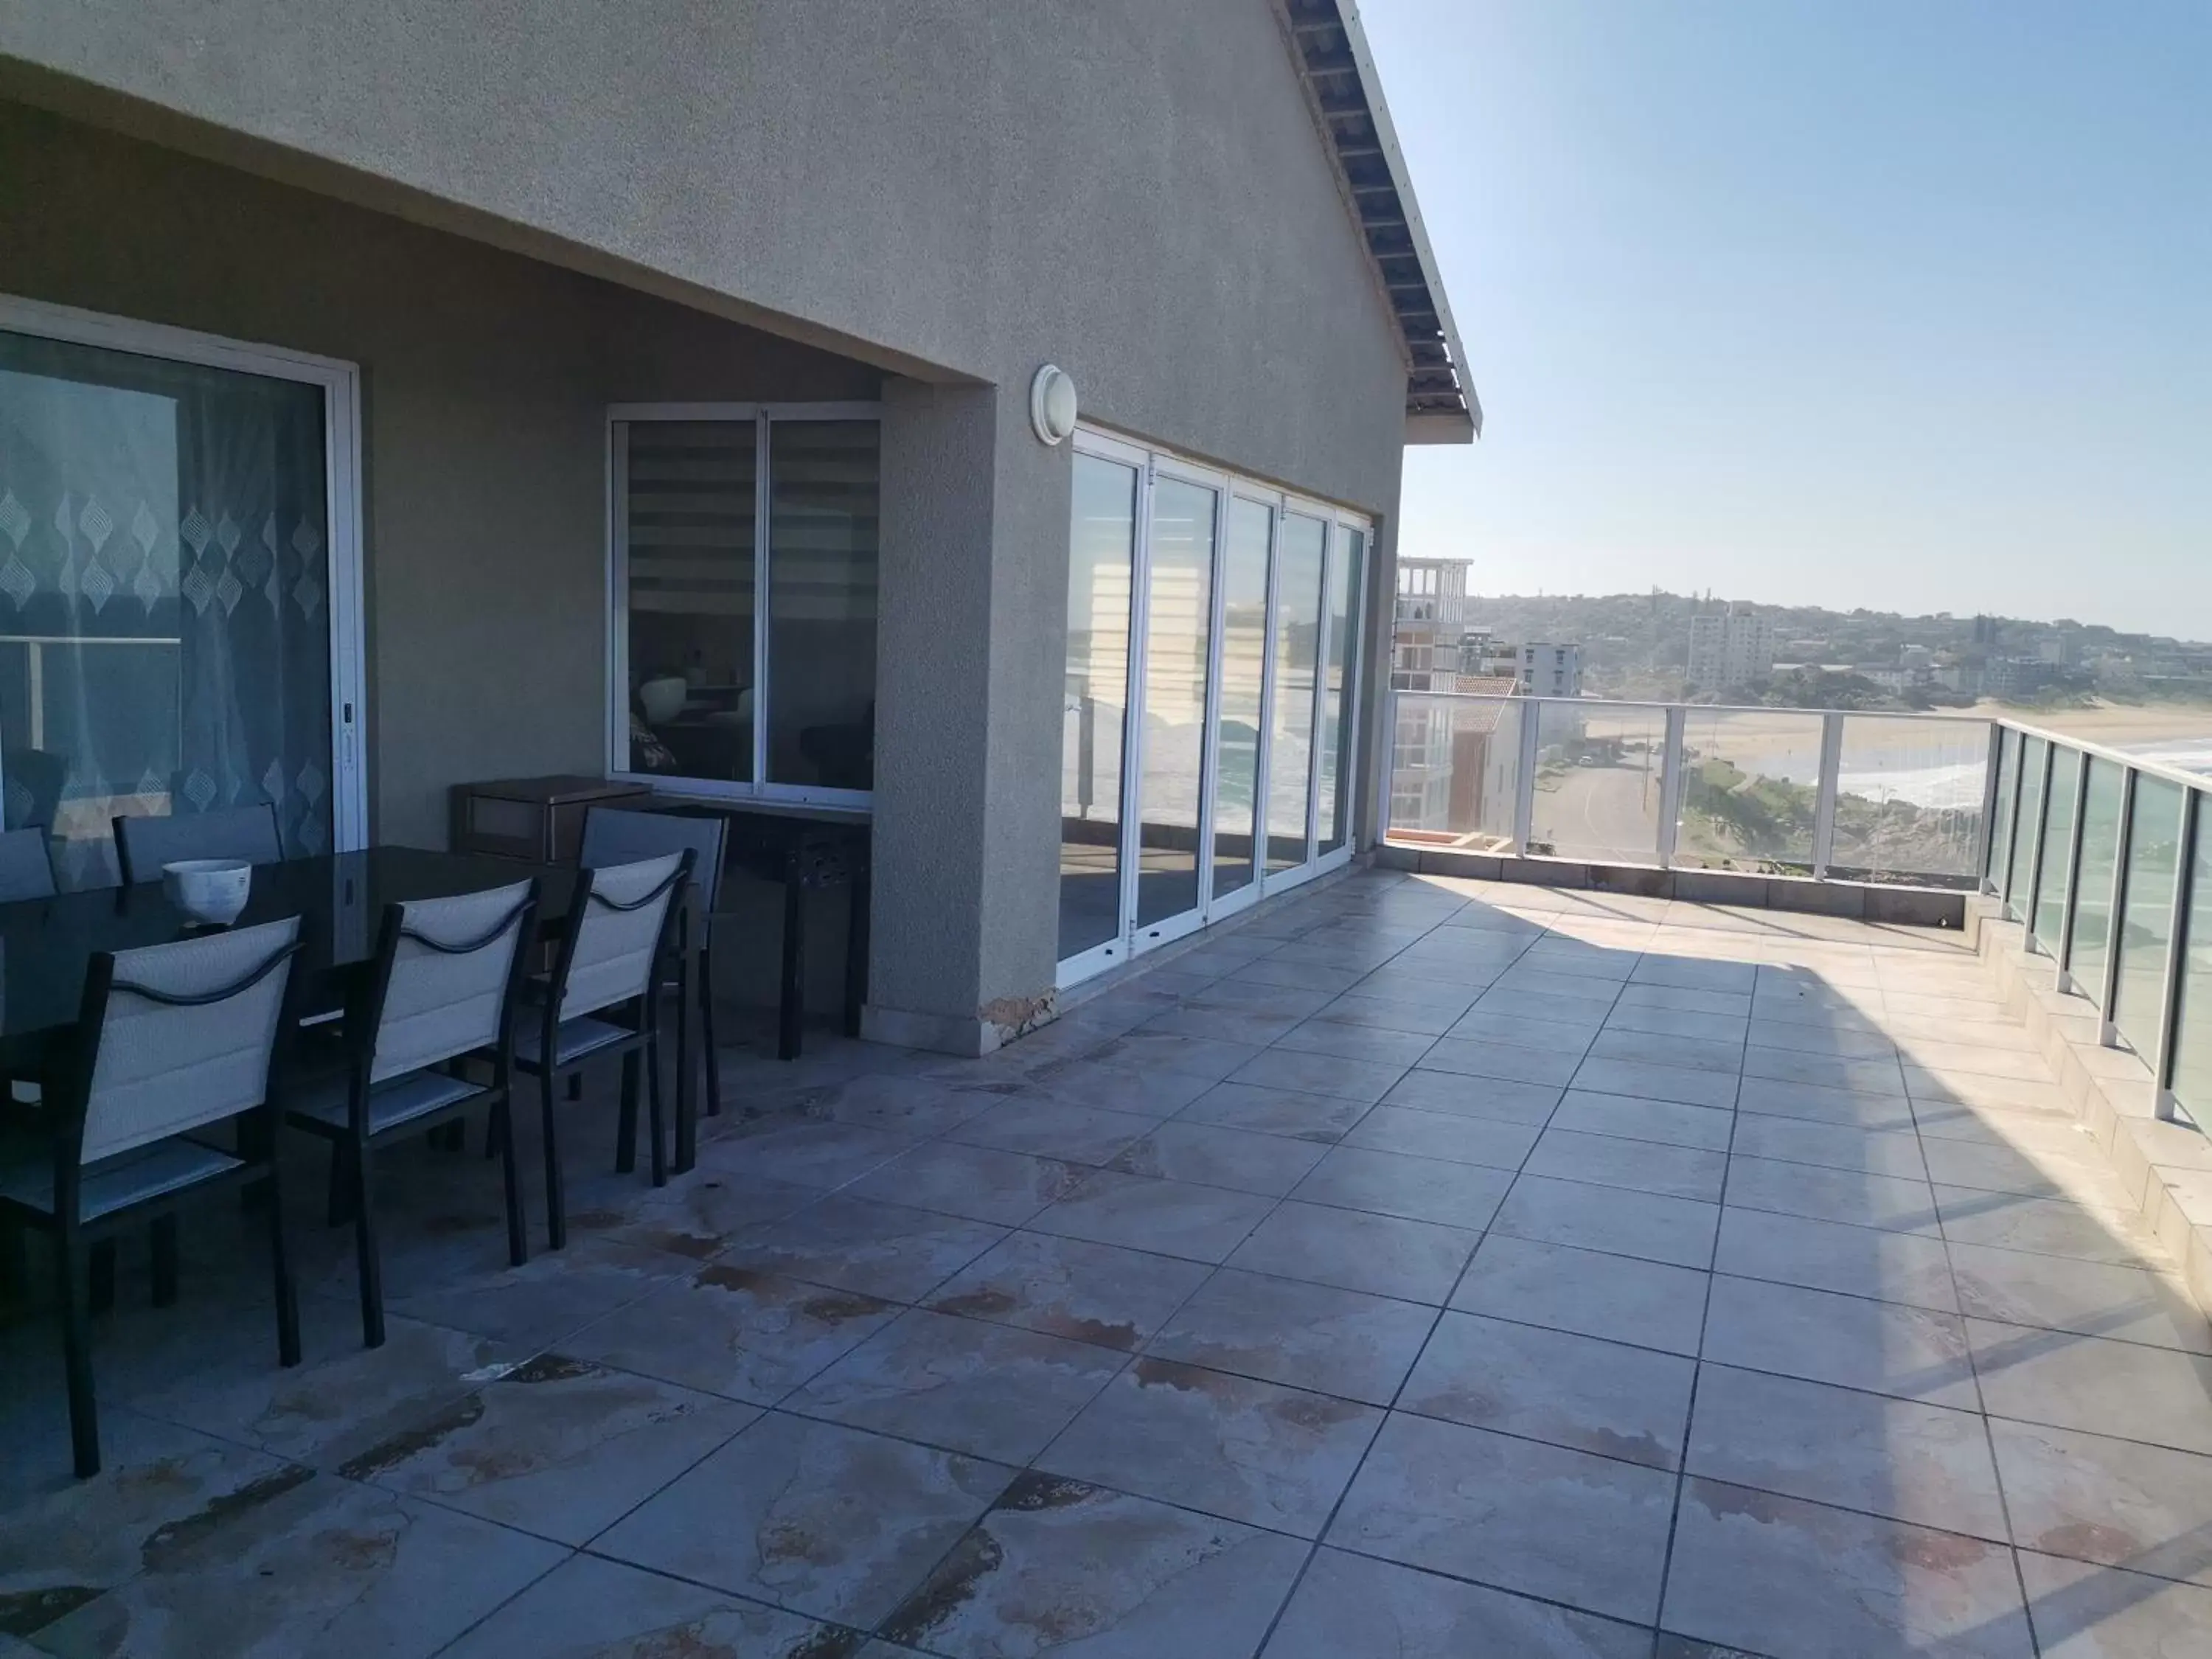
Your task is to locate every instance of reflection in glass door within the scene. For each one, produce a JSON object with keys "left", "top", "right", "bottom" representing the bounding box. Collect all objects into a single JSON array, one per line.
[
  {"left": 1133, "top": 477, "right": 1217, "bottom": 937},
  {"left": 1266, "top": 512, "right": 1326, "bottom": 873},
  {"left": 1319, "top": 526, "right": 1365, "bottom": 854},
  {"left": 1057, "top": 453, "right": 1137, "bottom": 965},
  {"left": 1209, "top": 497, "right": 1271, "bottom": 902},
  {"left": 1057, "top": 433, "right": 1370, "bottom": 988}
]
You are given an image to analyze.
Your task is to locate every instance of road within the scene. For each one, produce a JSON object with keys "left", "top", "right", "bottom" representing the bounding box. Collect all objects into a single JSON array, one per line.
[{"left": 1540, "top": 762, "right": 1663, "bottom": 863}]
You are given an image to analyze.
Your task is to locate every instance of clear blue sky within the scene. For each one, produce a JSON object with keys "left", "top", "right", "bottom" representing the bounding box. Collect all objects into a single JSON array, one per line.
[{"left": 1362, "top": 0, "right": 2212, "bottom": 639}]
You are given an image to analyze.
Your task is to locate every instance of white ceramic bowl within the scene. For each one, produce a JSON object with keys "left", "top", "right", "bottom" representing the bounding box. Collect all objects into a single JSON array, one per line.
[{"left": 163, "top": 858, "right": 254, "bottom": 927}]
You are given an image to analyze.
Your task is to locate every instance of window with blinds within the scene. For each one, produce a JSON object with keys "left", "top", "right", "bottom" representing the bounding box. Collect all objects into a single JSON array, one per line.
[{"left": 613, "top": 411, "right": 878, "bottom": 797}]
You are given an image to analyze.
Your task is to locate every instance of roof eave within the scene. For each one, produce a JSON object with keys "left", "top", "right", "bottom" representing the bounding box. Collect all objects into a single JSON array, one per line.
[{"left": 1284, "top": 0, "right": 1483, "bottom": 442}]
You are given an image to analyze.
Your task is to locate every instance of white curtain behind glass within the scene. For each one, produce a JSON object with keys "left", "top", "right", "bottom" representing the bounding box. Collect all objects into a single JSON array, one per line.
[{"left": 0, "top": 330, "right": 333, "bottom": 888}]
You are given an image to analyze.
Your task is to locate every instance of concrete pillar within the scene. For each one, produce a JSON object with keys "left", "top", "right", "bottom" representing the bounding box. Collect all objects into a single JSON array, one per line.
[{"left": 866, "top": 377, "right": 1068, "bottom": 1054}]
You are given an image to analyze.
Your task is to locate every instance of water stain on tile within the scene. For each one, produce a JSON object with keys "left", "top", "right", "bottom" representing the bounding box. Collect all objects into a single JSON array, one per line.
[
  {"left": 933, "top": 1288, "right": 1018, "bottom": 1320},
  {"left": 798, "top": 1292, "right": 892, "bottom": 1325},
  {"left": 877, "top": 1528, "right": 1005, "bottom": 1646},
  {"left": 785, "top": 1627, "right": 869, "bottom": 1659},
  {"left": 1038, "top": 1314, "right": 1142, "bottom": 1349},
  {"left": 139, "top": 1464, "right": 315, "bottom": 1571},
  {"left": 2037, "top": 1520, "right": 2140, "bottom": 1559},
  {"left": 1266, "top": 1393, "right": 1370, "bottom": 1430},
  {"left": 1132, "top": 1357, "right": 1239, "bottom": 1397},
  {"left": 0, "top": 1585, "right": 100, "bottom": 1638},
  {"left": 994, "top": 1472, "right": 1096, "bottom": 1513},
  {"left": 336, "top": 1394, "right": 487, "bottom": 1481},
  {"left": 1698, "top": 1483, "right": 1792, "bottom": 1526},
  {"left": 509, "top": 1353, "right": 599, "bottom": 1385},
  {"left": 1580, "top": 1427, "right": 1673, "bottom": 1467},
  {"left": 1889, "top": 1528, "right": 1992, "bottom": 1573}
]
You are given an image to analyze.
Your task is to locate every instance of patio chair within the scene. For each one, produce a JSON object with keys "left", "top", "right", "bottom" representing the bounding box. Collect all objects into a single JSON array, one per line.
[
  {"left": 517, "top": 849, "right": 692, "bottom": 1248},
  {"left": 578, "top": 805, "right": 731, "bottom": 1122},
  {"left": 114, "top": 801, "right": 282, "bottom": 885},
  {"left": 0, "top": 825, "right": 57, "bottom": 902},
  {"left": 0, "top": 828, "right": 58, "bottom": 1114},
  {"left": 0, "top": 917, "right": 305, "bottom": 1478},
  {"left": 286, "top": 881, "right": 538, "bottom": 1349}
]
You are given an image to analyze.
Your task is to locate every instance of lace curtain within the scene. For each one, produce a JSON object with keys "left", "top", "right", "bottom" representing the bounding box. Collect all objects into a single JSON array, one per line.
[{"left": 0, "top": 327, "right": 333, "bottom": 889}]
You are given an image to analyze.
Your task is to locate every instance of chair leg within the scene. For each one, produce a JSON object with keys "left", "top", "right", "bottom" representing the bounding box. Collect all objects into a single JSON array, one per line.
[
  {"left": 482, "top": 1097, "right": 503, "bottom": 1161},
  {"left": 88, "top": 1239, "right": 116, "bottom": 1315},
  {"left": 326, "top": 1141, "right": 356, "bottom": 1228},
  {"left": 644, "top": 1033, "right": 668, "bottom": 1189},
  {"left": 57, "top": 1229, "right": 100, "bottom": 1478},
  {"left": 150, "top": 1214, "right": 178, "bottom": 1309},
  {"left": 614, "top": 1050, "right": 641, "bottom": 1175},
  {"left": 351, "top": 1137, "right": 384, "bottom": 1350},
  {"left": 540, "top": 1069, "right": 567, "bottom": 1251},
  {"left": 699, "top": 950, "right": 723, "bottom": 1121},
  {"left": 0, "top": 1213, "right": 25, "bottom": 1307},
  {"left": 263, "top": 1130, "right": 302, "bottom": 1368},
  {"left": 498, "top": 1097, "right": 528, "bottom": 1269},
  {"left": 672, "top": 958, "right": 692, "bottom": 1171}
]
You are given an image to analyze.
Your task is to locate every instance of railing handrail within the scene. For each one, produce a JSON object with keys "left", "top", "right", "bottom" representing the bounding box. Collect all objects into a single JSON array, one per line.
[
  {"left": 1394, "top": 687, "right": 2000, "bottom": 724},
  {"left": 1993, "top": 715, "right": 2212, "bottom": 798}
]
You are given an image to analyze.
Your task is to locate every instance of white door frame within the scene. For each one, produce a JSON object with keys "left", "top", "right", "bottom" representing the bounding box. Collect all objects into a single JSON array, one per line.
[
  {"left": 1057, "top": 425, "right": 1374, "bottom": 986},
  {"left": 0, "top": 291, "right": 369, "bottom": 852}
]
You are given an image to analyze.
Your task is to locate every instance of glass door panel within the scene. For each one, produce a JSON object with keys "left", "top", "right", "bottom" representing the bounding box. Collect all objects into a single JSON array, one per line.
[
  {"left": 620, "top": 420, "right": 757, "bottom": 782},
  {"left": 0, "top": 328, "right": 335, "bottom": 889},
  {"left": 1319, "top": 525, "right": 1364, "bottom": 854},
  {"left": 1265, "top": 512, "right": 1326, "bottom": 874},
  {"left": 1058, "top": 453, "right": 1137, "bottom": 961},
  {"left": 1210, "top": 498, "right": 1270, "bottom": 900},
  {"left": 765, "top": 420, "right": 877, "bottom": 790},
  {"left": 1134, "top": 478, "right": 1216, "bottom": 931}
]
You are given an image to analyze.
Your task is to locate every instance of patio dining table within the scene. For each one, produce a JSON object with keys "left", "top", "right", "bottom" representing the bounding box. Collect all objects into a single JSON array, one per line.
[{"left": 0, "top": 846, "right": 580, "bottom": 1077}]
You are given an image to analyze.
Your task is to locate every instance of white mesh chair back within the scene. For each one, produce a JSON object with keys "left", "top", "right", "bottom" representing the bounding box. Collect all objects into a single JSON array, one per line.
[
  {"left": 560, "top": 852, "right": 685, "bottom": 1020},
  {"left": 580, "top": 807, "right": 726, "bottom": 913},
  {"left": 370, "top": 882, "right": 534, "bottom": 1082},
  {"left": 115, "top": 804, "right": 282, "bottom": 884},
  {"left": 79, "top": 916, "right": 301, "bottom": 1164}
]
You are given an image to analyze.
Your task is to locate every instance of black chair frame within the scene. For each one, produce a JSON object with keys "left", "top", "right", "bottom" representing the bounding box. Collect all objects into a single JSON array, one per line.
[
  {"left": 290, "top": 883, "right": 540, "bottom": 1350},
  {"left": 2, "top": 932, "right": 307, "bottom": 1478},
  {"left": 521, "top": 852, "right": 693, "bottom": 1251}
]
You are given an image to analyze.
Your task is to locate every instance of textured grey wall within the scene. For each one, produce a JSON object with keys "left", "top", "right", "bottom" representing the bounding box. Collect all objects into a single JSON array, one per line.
[
  {"left": 0, "top": 0, "right": 1415, "bottom": 1040},
  {"left": 0, "top": 102, "right": 879, "bottom": 849}
]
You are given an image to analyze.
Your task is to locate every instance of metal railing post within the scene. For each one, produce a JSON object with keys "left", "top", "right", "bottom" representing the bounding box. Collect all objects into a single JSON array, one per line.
[
  {"left": 2054, "top": 753, "right": 2093, "bottom": 994},
  {"left": 1512, "top": 697, "right": 1539, "bottom": 857},
  {"left": 1383, "top": 689, "right": 1401, "bottom": 840},
  {"left": 1811, "top": 712, "right": 1845, "bottom": 878},
  {"left": 1976, "top": 722, "right": 2003, "bottom": 892},
  {"left": 2152, "top": 787, "right": 2199, "bottom": 1122},
  {"left": 2098, "top": 768, "right": 2136, "bottom": 1044},
  {"left": 2000, "top": 734, "right": 2031, "bottom": 910},
  {"left": 2020, "top": 740, "right": 2056, "bottom": 951},
  {"left": 1656, "top": 706, "right": 1686, "bottom": 869}
]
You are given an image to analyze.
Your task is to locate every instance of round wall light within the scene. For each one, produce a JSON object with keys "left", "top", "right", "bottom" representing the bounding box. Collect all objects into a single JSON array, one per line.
[{"left": 1029, "top": 364, "right": 1078, "bottom": 445}]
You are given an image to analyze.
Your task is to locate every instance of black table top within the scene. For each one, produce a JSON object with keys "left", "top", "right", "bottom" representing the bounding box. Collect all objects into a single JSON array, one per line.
[{"left": 0, "top": 847, "right": 576, "bottom": 1057}]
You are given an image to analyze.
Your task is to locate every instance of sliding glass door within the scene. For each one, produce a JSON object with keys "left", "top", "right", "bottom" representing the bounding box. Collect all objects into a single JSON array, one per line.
[
  {"left": 1209, "top": 495, "right": 1273, "bottom": 905},
  {"left": 0, "top": 299, "right": 364, "bottom": 890},
  {"left": 1132, "top": 474, "right": 1217, "bottom": 943},
  {"left": 1058, "top": 451, "right": 1138, "bottom": 970},
  {"left": 1057, "top": 430, "right": 1369, "bottom": 986},
  {"left": 1265, "top": 512, "right": 1327, "bottom": 874}
]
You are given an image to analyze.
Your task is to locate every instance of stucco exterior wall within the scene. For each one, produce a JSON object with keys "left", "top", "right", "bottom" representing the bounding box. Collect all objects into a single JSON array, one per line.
[
  {"left": 0, "top": 102, "right": 880, "bottom": 849},
  {"left": 0, "top": 0, "right": 1416, "bottom": 1048}
]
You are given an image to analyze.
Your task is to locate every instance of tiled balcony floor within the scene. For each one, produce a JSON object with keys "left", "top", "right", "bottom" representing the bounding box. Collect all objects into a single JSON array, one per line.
[{"left": 6, "top": 869, "right": 2212, "bottom": 1656}]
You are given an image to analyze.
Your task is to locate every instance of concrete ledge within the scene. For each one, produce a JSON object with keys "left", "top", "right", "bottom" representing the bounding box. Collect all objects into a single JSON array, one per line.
[
  {"left": 1966, "top": 899, "right": 2212, "bottom": 1321},
  {"left": 1374, "top": 844, "right": 1966, "bottom": 927}
]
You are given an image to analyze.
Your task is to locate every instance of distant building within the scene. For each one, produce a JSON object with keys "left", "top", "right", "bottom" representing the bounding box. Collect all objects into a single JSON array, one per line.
[
  {"left": 1455, "top": 626, "right": 1494, "bottom": 676},
  {"left": 1518, "top": 642, "right": 1582, "bottom": 698},
  {"left": 2036, "top": 633, "right": 2073, "bottom": 667},
  {"left": 1972, "top": 614, "right": 2000, "bottom": 645},
  {"left": 1391, "top": 557, "right": 1472, "bottom": 692},
  {"left": 1687, "top": 606, "right": 1778, "bottom": 689}
]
